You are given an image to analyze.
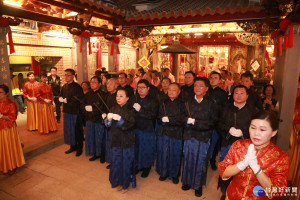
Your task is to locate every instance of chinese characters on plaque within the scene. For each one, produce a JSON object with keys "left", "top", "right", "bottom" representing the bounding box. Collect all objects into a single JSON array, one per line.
[{"left": 0, "top": 27, "right": 12, "bottom": 90}]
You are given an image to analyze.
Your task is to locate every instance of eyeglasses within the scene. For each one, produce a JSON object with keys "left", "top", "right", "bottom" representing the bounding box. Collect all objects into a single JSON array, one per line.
[
  {"left": 137, "top": 86, "right": 147, "bottom": 90},
  {"left": 64, "top": 74, "right": 73, "bottom": 77}
]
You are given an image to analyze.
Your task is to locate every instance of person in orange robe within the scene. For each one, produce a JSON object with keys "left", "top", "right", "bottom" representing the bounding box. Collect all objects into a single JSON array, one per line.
[
  {"left": 0, "top": 84, "right": 25, "bottom": 174},
  {"left": 37, "top": 72, "right": 57, "bottom": 134},
  {"left": 23, "top": 72, "right": 40, "bottom": 131},
  {"left": 218, "top": 111, "right": 289, "bottom": 200}
]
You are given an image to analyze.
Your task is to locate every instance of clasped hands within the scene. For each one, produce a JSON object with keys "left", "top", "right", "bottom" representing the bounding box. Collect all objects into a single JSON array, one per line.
[
  {"left": 236, "top": 144, "right": 261, "bottom": 175},
  {"left": 106, "top": 113, "right": 121, "bottom": 121},
  {"left": 27, "top": 97, "right": 37, "bottom": 102},
  {"left": 59, "top": 97, "right": 67, "bottom": 103},
  {"left": 229, "top": 127, "right": 243, "bottom": 137}
]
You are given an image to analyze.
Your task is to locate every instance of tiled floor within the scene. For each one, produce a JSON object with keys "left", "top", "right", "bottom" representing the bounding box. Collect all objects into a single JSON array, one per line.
[
  {"left": 0, "top": 144, "right": 223, "bottom": 200},
  {"left": 16, "top": 112, "right": 64, "bottom": 159},
  {"left": 1, "top": 112, "right": 223, "bottom": 199}
]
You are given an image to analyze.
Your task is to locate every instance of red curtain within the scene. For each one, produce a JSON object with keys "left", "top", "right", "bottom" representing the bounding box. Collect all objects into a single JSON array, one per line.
[
  {"left": 117, "top": 54, "right": 119, "bottom": 72},
  {"left": 97, "top": 42, "right": 102, "bottom": 69},
  {"left": 31, "top": 57, "right": 41, "bottom": 75},
  {"left": 31, "top": 57, "right": 37, "bottom": 75}
]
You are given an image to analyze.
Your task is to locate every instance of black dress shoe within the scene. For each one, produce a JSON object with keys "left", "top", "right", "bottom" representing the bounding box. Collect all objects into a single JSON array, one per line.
[
  {"left": 100, "top": 156, "right": 105, "bottom": 163},
  {"left": 141, "top": 167, "right": 151, "bottom": 178},
  {"left": 89, "top": 155, "right": 99, "bottom": 161},
  {"left": 135, "top": 167, "right": 140, "bottom": 174},
  {"left": 172, "top": 177, "right": 179, "bottom": 184},
  {"left": 106, "top": 164, "right": 111, "bottom": 169},
  {"left": 195, "top": 187, "right": 203, "bottom": 197},
  {"left": 75, "top": 150, "right": 82, "bottom": 157},
  {"left": 65, "top": 148, "right": 76, "bottom": 154},
  {"left": 181, "top": 184, "right": 191, "bottom": 191},
  {"left": 159, "top": 176, "right": 167, "bottom": 181},
  {"left": 210, "top": 159, "right": 217, "bottom": 171}
]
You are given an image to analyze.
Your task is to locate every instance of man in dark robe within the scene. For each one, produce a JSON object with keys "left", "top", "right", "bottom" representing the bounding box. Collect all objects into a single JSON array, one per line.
[
  {"left": 132, "top": 79, "right": 158, "bottom": 178},
  {"left": 59, "top": 68, "right": 84, "bottom": 156}
]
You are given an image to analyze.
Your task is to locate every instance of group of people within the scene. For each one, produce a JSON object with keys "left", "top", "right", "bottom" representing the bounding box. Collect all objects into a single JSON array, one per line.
[
  {"left": 57, "top": 67, "right": 288, "bottom": 198},
  {"left": 1, "top": 66, "right": 288, "bottom": 199}
]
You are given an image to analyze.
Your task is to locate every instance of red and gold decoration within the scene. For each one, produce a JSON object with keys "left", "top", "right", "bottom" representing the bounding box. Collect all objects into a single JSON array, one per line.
[
  {"left": 109, "top": 37, "right": 120, "bottom": 56},
  {"left": 122, "top": 26, "right": 154, "bottom": 39},
  {"left": 0, "top": 16, "right": 17, "bottom": 54},
  {"left": 138, "top": 56, "right": 150, "bottom": 69},
  {"left": 79, "top": 31, "right": 92, "bottom": 55},
  {"left": 234, "top": 33, "right": 257, "bottom": 46}
]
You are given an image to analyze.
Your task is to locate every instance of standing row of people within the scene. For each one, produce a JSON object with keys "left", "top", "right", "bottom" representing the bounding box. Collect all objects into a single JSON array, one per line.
[{"left": 23, "top": 72, "right": 57, "bottom": 134}]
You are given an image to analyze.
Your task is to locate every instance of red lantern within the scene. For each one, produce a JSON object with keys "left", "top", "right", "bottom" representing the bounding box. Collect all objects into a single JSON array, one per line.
[
  {"left": 271, "top": 31, "right": 279, "bottom": 39},
  {"left": 279, "top": 19, "right": 291, "bottom": 32}
]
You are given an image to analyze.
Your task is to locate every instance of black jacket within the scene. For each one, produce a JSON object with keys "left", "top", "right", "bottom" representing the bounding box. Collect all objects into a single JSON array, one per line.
[
  {"left": 208, "top": 86, "right": 228, "bottom": 118},
  {"left": 157, "top": 91, "right": 169, "bottom": 103},
  {"left": 83, "top": 89, "right": 108, "bottom": 123},
  {"left": 60, "top": 81, "right": 84, "bottom": 114},
  {"left": 180, "top": 84, "right": 194, "bottom": 102},
  {"left": 158, "top": 97, "right": 185, "bottom": 140},
  {"left": 110, "top": 103, "right": 136, "bottom": 148},
  {"left": 117, "top": 84, "right": 134, "bottom": 98},
  {"left": 48, "top": 75, "right": 61, "bottom": 96},
  {"left": 133, "top": 94, "right": 159, "bottom": 133},
  {"left": 106, "top": 92, "right": 117, "bottom": 111},
  {"left": 183, "top": 95, "right": 218, "bottom": 142},
  {"left": 217, "top": 102, "right": 258, "bottom": 147},
  {"left": 149, "top": 84, "right": 159, "bottom": 99}
]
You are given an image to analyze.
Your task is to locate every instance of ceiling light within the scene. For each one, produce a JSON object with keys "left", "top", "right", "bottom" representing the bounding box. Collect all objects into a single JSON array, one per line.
[{"left": 68, "top": 11, "right": 78, "bottom": 16}]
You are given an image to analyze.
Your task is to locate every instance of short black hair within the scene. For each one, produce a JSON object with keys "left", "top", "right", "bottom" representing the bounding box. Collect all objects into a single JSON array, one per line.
[
  {"left": 119, "top": 72, "right": 127, "bottom": 79},
  {"left": 232, "top": 85, "right": 249, "bottom": 95},
  {"left": 138, "top": 68, "right": 145, "bottom": 73},
  {"left": 81, "top": 81, "right": 90, "bottom": 88},
  {"left": 95, "top": 70, "right": 101, "bottom": 77},
  {"left": 185, "top": 71, "right": 196, "bottom": 77},
  {"left": 91, "top": 76, "right": 102, "bottom": 84},
  {"left": 221, "top": 69, "right": 228, "bottom": 75},
  {"left": 117, "top": 87, "right": 129, "bottom": 98},
  {"left": 40, "top": 72, "right": 47, "bottom": 78},
  {"left": 210, "top": 71, "right": 222, "bottom": 80},
  {"left": 169, "top": 82, "right": 181, "bottom": 90},
  {"left": 50, "top": 67, "right": 57, "bottom": 71},
  {"left": 241, "top": 72, "right": 253, "bottom": 81},
  {"left": 263, "top": 84, "right": 276, "bottom": 96},
  {"left": 137, "top": 79, "right": 150, "bottom": 87},
  {"left": 194, "top": 77, "right": 210, "bottom": 87},
  {"left": 251, "top": 110, "right": 279, "bottom": 131},
  {"left": 152, "top": 70, "right": 159, "bottom": 77},
  {"left": 0, "top": 84, "right": 9, "bottom": 94},
  {"left": 65, "top": 68, "right": 75, "bottom": 75},
  {"left": 27, "top": 72, "right": 34, "bottom": 77},
  {"left": 162, "top": 77, "right": 171, "bottom": 84},
  {"left": 164, "top": 68, "right": 170, "bottom": 72}
]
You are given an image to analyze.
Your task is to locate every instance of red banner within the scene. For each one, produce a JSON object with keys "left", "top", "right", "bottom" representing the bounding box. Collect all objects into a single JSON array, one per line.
[{"left": 0, "top": 16, "right": 15, "bottom": 54}]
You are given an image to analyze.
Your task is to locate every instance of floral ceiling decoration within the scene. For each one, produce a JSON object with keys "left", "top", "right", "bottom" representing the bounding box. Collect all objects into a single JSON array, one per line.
[
  {"left": 121, "top": 26, "right": 154, "bottom": 39},
  {"left": 234, "top": 33, "right": 258, "bottom": 46}
]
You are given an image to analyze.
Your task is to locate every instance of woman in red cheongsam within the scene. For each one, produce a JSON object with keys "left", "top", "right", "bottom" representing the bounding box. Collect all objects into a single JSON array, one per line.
[
  {"left": 37, "top": 73, "right": 57, "bottom": 134},
  {"left": 0, "top": 84, "right": 25, "bottom": 174},
  {"left": 23, "top": 72, "right": 40, "bottom": 131},
  {"left": 218, "top": 111, "right": 289, "bottom": 200}
]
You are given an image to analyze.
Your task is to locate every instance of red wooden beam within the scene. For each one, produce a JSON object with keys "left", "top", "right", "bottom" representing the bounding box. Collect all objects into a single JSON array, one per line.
[{"left": 2, "top": 5, "right": 120, "bottom": 35}]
